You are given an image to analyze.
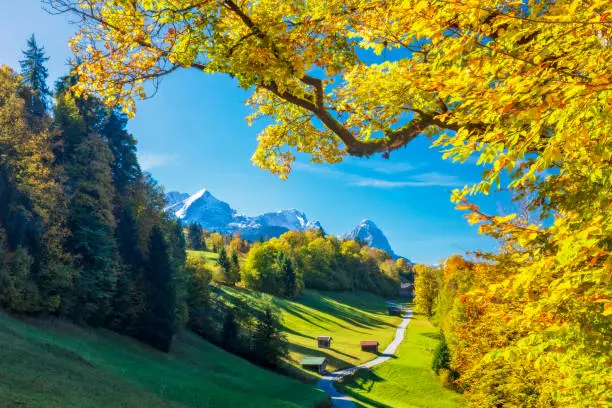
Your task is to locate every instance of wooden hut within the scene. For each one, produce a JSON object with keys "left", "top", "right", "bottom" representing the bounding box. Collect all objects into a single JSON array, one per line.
[
  {"left": 387, "top": 306, "right": 402, "bottom": 316},
  {"left": 316, "top": 336, "right": 332, "bottom": 349},
  {"left": 300, "top": 356, "right": 328, "bottom": 374},
  {"left": 360, "top": 340, "right": 379, "bottom": 353}
]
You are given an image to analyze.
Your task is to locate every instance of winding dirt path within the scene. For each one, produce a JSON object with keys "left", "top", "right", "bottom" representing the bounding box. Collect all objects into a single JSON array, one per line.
[{"left": 315, "top": 303, "right": 413, "bottom": 408}]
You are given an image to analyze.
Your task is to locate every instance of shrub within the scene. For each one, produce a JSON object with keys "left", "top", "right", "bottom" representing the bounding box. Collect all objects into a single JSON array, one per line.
[{"left": 432, "top": 334, "right": 451, "bottom": 374}]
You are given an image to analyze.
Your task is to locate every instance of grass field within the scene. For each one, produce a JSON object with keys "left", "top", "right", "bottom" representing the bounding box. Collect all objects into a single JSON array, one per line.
[
  {"left": 187, "top": 249, "right": 219, "bottom": 263},
  {"left": 0, "top": 312, "right": 328, "bottom": 408},
  {"left": 214, "top": 286, "right": 402, "bottom": 379},
  {"left": 337, "top": 311, "right": 466, "bottom": 408}
]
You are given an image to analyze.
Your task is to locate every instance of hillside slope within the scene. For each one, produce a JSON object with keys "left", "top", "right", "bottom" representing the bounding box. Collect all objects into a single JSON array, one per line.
[
  {"left": 0, "top": 312, "right": 328, "bottom": 408},
  {"left": 214, "top": 287, "right": 402, "bottom": 379}
]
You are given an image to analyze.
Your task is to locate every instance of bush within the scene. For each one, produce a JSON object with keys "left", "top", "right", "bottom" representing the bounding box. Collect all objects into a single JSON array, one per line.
[{"left": 432, "top": 334, "right": 451, "bottom": 374}]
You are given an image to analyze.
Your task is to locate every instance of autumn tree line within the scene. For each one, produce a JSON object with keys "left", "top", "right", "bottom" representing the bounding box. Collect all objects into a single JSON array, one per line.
[
  {"left": 185, "top": 226, "right": 409, "bottom": 299},
  {"left": 183, "top": 224, "right": 409, "bottom": 364},
  {"left": 0, "top": 37, "right": 192, "bottom": 353}
]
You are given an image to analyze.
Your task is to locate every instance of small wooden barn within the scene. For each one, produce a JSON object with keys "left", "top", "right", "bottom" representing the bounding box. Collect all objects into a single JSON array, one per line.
[
  {"left": 387, "top": 306, "right": 402, "bottom": 316},
  {"left": 300, "top": 356, "right": 328, "bottom": 374},
  {"left": 316, "top": 336, "right": 333, "bottom": 349},
  {"left": 360, "top": 340, "right": 379, "bottom": 353}
]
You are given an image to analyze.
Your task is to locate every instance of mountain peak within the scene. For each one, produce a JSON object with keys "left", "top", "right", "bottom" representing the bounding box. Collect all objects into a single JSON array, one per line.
[
  {"left": 358, "top": 219, "right": 378, "bottom": 227},
  {"left": 166, "top": 188, "right": 321, "bottom": 240},
  {"left": 346, "top": 219, "right": 401, "bottom": 260}
]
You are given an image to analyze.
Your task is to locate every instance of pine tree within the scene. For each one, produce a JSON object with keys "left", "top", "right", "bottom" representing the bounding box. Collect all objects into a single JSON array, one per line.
[
  {"left": 108, "top": 204, "right": 142, "bottom": 333},
  {"left": 116, "top": 204, "right": 142, "bottom": 270},
  {"left": 221, "top": 308, "right": 239, "bottom": 351},
  {"left": 229, "top": 252, "right": 241, "bottom": 285},
  {"left": 252, "top": 307, "right": 287, "bottom": 367},
  {"left": 281, "top": 256, "right": 297, "bottom": 298},
  {"left": 68, "top": 135, "right": 118, "bottom": 326},
  {"left": 19, "top": 35, "right": 50, "bottom": 118},
  {"left": 137, "top": 226, "right": 175, "bottom": 352},
  {"left": 187, "top": 223, "right": 204, "bottom": 250},
  {"left": 217, "top": 247, "right": 232, "bottom": 283},
  {"left": 101, "top": 109, "right": 141, "bottom": 193}
]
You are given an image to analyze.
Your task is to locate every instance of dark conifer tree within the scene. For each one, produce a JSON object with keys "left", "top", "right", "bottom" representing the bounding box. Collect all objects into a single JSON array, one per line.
[
  {"left": 166, "top": 219, "right": 187, "bottom": 268},
  {"left": 217, "top": 247, "right": 232, "bottom": 283},
  {"left": 187, "top": 223, "right": 204, "bottom": 250},
  {"left": 116, "top": 204, "right": 142, "bottom": 270},
  {"left": 137, "top": 226, "right": 175, "bottom": 352},
  {"left": 221, "top": 308, "right": 239, "bottom": 351},
  {"left": 252, "top": 307, "right": 288, "bottom": 367},
  {"left": 108, "top": 204, "right": 142, "bottom": 332},
  {"left": 19, "top": 35, "right": 50, "bottom": 118},
  {"left": 101, "top": 109, "right": 141, "bottom": 193},
  {"left": 281, "top": 256, "right": 297, "bottom": 298},
  {"left": 68, "top": 135, "right": 118, "bottom": 326},
  {"left": 229, "top": 251, "right": 241, "bottom": 284}
]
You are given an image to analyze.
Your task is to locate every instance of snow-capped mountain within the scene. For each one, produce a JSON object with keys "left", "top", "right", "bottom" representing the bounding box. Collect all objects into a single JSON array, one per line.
[
  {"left": 167, "top": 189, "right": 322, "bottom": 240},
  {"left": 173, "top": 189, "right": 236, "bottom": 230},
  {"left": 345, "top": 219, "right": 405, "bottom": 260},
  {"left": 166, "top": 189, "right": 407, "bottom": 260},
  {"left": 164, "top": 191, "right": 190, "bottom": 212}
]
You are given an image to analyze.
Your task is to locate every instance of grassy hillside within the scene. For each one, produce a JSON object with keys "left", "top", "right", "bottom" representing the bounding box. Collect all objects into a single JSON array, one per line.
[
  {"left": 187, "top": 249, "right": 219, "bottom": 263},
  {"left": 337, "top": 311, "right": 466, "bottom": 408},
  {"left": 0, "top": 312, "right": 328, "bottom": 408},
  {"left": 214, "top": 286, "right": 402, "bottom": 378}
]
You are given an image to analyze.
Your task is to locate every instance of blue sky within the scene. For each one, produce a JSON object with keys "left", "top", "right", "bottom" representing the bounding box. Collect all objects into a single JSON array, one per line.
[{"left": 1, "top": 1, "right": 508, "bottom": 264}]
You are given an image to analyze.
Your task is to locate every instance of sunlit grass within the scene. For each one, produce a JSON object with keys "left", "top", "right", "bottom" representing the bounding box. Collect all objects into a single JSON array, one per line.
[
  {"left": 215, "top": 286, "right": 402, "bottom": 379},
  {"left": 338, "top": 310, "right": 466, "bottom": 408}
]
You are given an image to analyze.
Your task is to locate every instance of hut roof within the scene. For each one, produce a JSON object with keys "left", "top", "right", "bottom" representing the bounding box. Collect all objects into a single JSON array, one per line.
[
  {"left": 316, "top": 336, "right": 332, "bottom": 341},
  {"left": 300, "top": 356, "right": 327, "bottom": 366},
  {"left": 360, "top": 341, "right": 379, "bottom": 346}
]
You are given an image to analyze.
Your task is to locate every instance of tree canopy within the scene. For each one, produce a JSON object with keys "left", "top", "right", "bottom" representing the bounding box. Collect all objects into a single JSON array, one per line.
[{"left": 49, "top": 0, "right": 610, "bottom": 177}]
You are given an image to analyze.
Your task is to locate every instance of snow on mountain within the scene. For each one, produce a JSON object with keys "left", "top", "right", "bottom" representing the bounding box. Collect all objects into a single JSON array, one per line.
[
  {"left": 164, "top": 191, "right": 190, "bottom": 212},
  {"left": 345, "top": 219, "right": 407, "bottom": 260},
  {"left": 173, "top": 189, "right": 236, "bottom": 230},
  {"left": 166, "top": 190, "right": 407, "bottom": 260},
  {"left": 167, "top": 189, "right": 321, "bottom": 240}
]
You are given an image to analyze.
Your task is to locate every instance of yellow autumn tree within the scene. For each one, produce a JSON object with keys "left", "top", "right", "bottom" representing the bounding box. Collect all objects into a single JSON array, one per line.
[{"left": 47, "top": 0, "right": 611, "bottom": 405}]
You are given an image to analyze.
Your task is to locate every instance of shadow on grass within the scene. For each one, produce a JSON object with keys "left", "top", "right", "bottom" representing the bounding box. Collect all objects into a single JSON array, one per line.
[
  {"left": 338, "top": 368, "right": 392, "bottom": 408},
  {"left": 420, "top": 331, "right": 442, "bottom": 341},
  {"left": 285, "top": 293, "right": 395, "bottom": 332}
]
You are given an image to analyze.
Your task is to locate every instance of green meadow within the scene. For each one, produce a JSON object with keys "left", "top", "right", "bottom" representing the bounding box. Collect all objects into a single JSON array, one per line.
[
  {"left": 0, "top": 312, "right": 328, "bottom": 408},
  {"left": 338, "top": 311, "right": 466, "bottom": 408},
  {"left": 214, "top": 286, "right": 402, "bottom": 378}
]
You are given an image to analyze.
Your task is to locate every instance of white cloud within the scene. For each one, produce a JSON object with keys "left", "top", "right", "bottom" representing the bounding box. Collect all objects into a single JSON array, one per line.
[
  {"left": 360, "top": 161, "right": 417, "bottom": 174},
  {"left": 294, "top": 162, "right": 472, "bottom": 189},
  {"left": 138, "top": 152, "right": 180, "bottom": 171},
  {"left": 353, "top": 172, "right": 472, "bottom": 188}
]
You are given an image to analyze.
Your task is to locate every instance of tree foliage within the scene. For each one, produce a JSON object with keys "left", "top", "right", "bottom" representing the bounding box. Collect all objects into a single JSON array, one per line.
[
  {"left": 413, "top": 264, "right": 442, "bottom": 318},
  {"left": 187, "top": 222, "right": 205, "bottom": 250},
  {"left": 137, "top": 226, "right": 175, "bottom": 352},
  {"left": 242, "top": 229, "right": 405, "bottom": 298},
  {"left": 252, "top": 307, "right": 288, "bottom": 368},
  {"left": 0, "top": 45, "right": 189, "bottom": 352},
  {"left": 19, "top": 35, "right": 50, "bottom": 118}
]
